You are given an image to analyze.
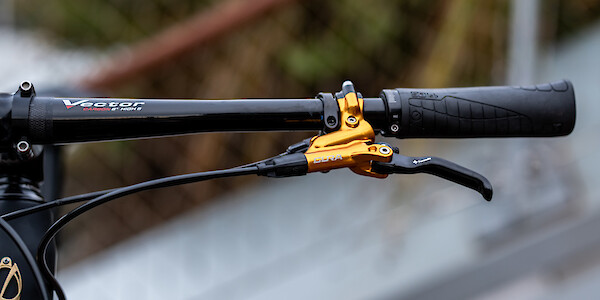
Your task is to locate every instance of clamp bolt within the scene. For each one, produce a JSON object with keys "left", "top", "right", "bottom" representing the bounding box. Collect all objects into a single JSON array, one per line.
[
  {"left": 327, "top": 116, "right": 337, "bottom": 127},
  {"left": 346, "top": 116, "right": 358, "bottom": 127},
  {"left": 390, "top": 124, "right": 399, "bottom": 133}
]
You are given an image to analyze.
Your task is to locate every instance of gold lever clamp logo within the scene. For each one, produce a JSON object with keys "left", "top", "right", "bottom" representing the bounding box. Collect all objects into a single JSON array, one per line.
[{"left": 0, "top": 257, "right": 22, "bottom": 300}]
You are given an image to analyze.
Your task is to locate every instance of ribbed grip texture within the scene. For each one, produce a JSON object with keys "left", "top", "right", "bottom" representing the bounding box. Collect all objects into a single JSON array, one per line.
[{"left": 382, "top": 80, "right": 575, "bottom": 138}]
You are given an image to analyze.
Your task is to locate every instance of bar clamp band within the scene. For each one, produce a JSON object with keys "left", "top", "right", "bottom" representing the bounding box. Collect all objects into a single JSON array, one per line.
[{"left": 317, "top": 92, "right": 340, "bottom": 133}]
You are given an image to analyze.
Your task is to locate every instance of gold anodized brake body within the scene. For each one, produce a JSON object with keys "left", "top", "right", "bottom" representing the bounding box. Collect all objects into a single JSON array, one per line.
[{"left": 304, "top": 90, "right": 392, "bottom": 178}]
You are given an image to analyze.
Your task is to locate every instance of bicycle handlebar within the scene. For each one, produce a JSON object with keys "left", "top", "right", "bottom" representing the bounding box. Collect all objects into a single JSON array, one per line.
[
  {"left": 0, "top": 80, "right": 575, "bottom": 146},
  {"left": 24, "top": 97, "right": 326, "bottom": 143}
]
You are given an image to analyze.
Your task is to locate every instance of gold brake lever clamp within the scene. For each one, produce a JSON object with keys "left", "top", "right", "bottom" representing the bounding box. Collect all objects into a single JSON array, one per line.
[{"left": 304, "top": 81, "right": 393, "bottom": 178}]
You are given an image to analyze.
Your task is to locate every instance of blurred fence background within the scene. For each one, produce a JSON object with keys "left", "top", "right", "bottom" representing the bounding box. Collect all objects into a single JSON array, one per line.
[{"left": 2, "top": 0, "right": 600, "bottom": 299}]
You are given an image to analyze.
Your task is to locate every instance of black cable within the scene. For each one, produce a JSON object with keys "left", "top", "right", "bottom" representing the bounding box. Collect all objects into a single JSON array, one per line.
[
  {"left": 38, "top": 166, "right": 261, "bottom": 300},
  {"left": 0, "top": 218, "right": 49, "bottom": 300},
  {"left": 0, "top": 161, "right": 270, "bottom": 298},
  {"left": 2, "top": 156, "right": 281, "bottom": 221},
  {"left": 2, "top": 189, "right": 117, "bottom": 221},
  {"left": 0, "top": 155, "right": 281, "bottom": 299}
]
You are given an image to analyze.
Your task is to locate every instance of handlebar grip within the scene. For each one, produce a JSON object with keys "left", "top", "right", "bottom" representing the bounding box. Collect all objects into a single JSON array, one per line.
[{"left": 380, "top": 80, "right": 576, "bottom": 138}]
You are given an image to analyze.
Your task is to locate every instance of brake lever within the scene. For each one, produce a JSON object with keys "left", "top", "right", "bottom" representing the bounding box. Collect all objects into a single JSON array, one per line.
[
  {"left": 372, "top": 153, "right": 493, "bottom": 201},
  {"left": 262, "top": 81, "right": 492, "bottom": 201}
]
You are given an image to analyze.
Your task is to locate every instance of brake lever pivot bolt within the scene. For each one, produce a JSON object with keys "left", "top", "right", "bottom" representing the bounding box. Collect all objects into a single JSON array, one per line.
[{"left": 379, "top": 146, "right": 391, "bottom": 155}]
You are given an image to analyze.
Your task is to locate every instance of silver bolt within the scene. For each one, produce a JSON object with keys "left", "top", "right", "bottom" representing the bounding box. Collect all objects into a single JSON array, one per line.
[
  {"left": 2, "top": 257, "right": 9, "bottom": 264},
  {"left": 379, "top": 146, "right": 391, "bottom": 155},
  {"left": 347, "top": 116, "right": 357, "bottom": 123},
  {"left": 16, "top": 141, "right": 30, "bottom": 153},
  {"left": 390, "top": 124, "right": 399, "bottom": 133},
  {"left": 20, "top": 81, "right": 32, "bottom": 91}
]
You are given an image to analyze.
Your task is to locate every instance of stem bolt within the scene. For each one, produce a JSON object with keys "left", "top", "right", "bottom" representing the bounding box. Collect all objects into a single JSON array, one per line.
[
  {"left": 16, "top": 141, "right": 30, "bottom": 152},
  {"left": 390, "top": 124, "right": 399, "bottom": 133},
  {"left": 20, "top": 81, "right": 32, "bottom": 92},
  {"left": 19, "top": 81, "right": 35, "bottom": 97}
]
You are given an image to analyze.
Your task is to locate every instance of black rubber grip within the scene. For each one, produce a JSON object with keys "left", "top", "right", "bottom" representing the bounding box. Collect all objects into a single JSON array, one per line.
[{"left": 381, "top": 80, "right": 576, "bottom": 138}]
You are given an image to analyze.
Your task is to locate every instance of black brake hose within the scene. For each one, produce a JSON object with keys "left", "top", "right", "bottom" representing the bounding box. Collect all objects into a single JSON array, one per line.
[
  {"left": 2, "top": 189, "right": 118, "bottom": 221},
  {"left": 2, "top": 153, "right": 287, "bottom": 222},
  {"left": 37, "top": 166, "right": 262, "bottom": 300},
  {"left": 0, "top": 156, "right": 282, "bottom": 299}
]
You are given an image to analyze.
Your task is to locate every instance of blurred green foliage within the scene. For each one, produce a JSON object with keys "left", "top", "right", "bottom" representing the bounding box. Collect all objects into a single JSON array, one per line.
[
  {"left": 16, "top": 0, "right": 215, "bottom": 47},
  {"left": 278, "top": 0, "right": 403, "bottom": 83},
  {"left": 16, "top": 0, "right": 600, "bottom": 86},
  {"left": 17, "top": 0, "right": 488, "bottom": 92}
]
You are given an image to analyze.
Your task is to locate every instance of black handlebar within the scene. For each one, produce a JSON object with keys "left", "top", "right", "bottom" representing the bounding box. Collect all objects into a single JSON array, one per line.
[
  {"left": 25, "top": 97, "right": 326, "bottom": 144},
  {"left": 379, "top": 80, "right": 576, "bottom": 138},
  {"left": 0, "top": 80, "right": 576, "bottom": 146}
]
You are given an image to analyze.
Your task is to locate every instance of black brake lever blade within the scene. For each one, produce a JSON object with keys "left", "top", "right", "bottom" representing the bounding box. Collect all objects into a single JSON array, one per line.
[{"left": 373, "top": 155, "right": 493, "bottom": 201}]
